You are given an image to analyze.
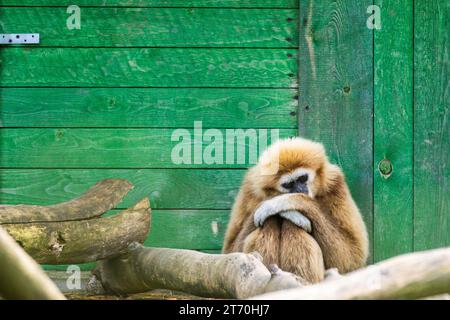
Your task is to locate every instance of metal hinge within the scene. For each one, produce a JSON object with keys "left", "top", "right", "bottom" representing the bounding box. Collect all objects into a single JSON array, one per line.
[{"left": 0, "top": 34, "right": 40, "bottom": 44}]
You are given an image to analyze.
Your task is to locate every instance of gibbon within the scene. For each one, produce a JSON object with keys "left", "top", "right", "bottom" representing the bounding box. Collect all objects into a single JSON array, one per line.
[{"left": 222, "top": 137, "right": 369, "bottom": 283}]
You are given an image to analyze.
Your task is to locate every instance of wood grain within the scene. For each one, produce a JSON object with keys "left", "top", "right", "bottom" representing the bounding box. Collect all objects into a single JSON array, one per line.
[
  {"left": 0, "top": 128, "right": 294, "bottom": 168},
  {"left": 373, "top": 0, "right": 414, "bottom": 261},
  {"left": 0, "top": 0, "right": 298, "bottom": 8},
  {"left": 298, "top": 0, "right": 374, "bottom": 259},
  {"left": 140, "top": 209, "right": 228, "bottom": 249},
  {"left": 0, "top": 48, "right": 298, "bottom": 87},
  {"left": 414, "top": 0, "right": 449, "bottom": 251},
  {"left": 0, "top": 169, "right": 244, "bottom": 209},
  {"left": 0, "top": 7, "right": 298, "bottom": 47},
  {"left": 0, "top": 88, "right": 298, "bottom": 128}
]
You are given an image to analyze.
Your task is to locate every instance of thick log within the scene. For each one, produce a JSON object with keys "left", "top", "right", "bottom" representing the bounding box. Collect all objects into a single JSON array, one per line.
[
  {"left": 250, "top": 247, "right": 450, "bottom": 300},
  {"left": 0, "top": 179, "right": 133, "bottom": 224},
  {"left": 3, "top": 198, "right": 151, "bottom": 264},
  {"left": 0, "top": 226, "right": 65, "bottom": 300},
  {"left": 92, "top": 245, "right": 304, "bottom": 299}
]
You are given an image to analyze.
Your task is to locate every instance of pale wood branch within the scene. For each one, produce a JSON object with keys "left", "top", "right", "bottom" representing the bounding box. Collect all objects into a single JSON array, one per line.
[
  {"left": 0, "top": 179, "right": 133, "bottom": 224},
  {"left": 92, "top": 245, "right": 304, "bottom": 299},
  {"left": 3, "top": 198, "right": 151, "bottom": 264},
  {"left": 250, "top": 247, "right": 450, "bottom": 300}
]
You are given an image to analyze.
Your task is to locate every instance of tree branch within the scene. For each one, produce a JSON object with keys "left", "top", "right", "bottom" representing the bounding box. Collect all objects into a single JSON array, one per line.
[
  {"left": 250, "top": 247, "right": 450, "bottom": 300},
  {"left": 3, "top": 198, "right": 151, "bottom": 264},
  {"left": 92, "top": 245, "right": 304, "bottom": 299},
  {"left": 0, "top": 179, "right": 133, "bottom": 224}
]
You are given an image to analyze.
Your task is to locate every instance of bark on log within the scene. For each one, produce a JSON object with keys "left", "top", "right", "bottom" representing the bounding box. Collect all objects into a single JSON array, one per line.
[
  {"left": 250, "top": 247, "right": 450, "bottom": 300},
  {"left": 3, "top": 198, "right": 151, "bottom": 265},
  {"left": 93, "top": 245, "right": 304, "bottom": 299},
  {"left": 0, "top": 179, "right": 133, "bottom": 224},
  {"left": 0, "top": 226, "right": 65, "bottom": 300}
]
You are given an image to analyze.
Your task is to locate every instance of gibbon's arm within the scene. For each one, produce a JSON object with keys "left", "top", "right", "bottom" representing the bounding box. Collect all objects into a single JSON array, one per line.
[
  {"left": 254, "top": 194, "right": 319, "bottom": 229},
  {"left": 224, "top": 199, "right": 312, "bottom": 252},
  {"left": 278, "top": 211, "right": 312, "bottom": 233},
  {"left": 254, "top": 206, "right": 312, "bottom": 234},
  {"left": 253, "top": 191, "right": 368, "bottom": 272}
]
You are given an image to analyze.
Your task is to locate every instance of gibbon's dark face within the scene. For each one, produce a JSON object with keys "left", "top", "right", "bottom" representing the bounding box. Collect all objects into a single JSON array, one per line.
[
  {"left": 278, "top": 168, "right": 314, "bottom": 195},
  {"left": 280, "top": 172, "right": 309, "bottom": 194}
]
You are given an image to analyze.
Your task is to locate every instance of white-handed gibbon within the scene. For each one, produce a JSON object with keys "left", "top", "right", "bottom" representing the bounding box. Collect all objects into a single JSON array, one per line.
[{"left": 222, "top": 137, "right": 369, "bottom": 284}]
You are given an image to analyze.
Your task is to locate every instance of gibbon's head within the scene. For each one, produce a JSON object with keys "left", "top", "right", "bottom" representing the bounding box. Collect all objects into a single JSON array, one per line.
[{"left": 249, "top": 137, "right": 338, "bottom": 199}]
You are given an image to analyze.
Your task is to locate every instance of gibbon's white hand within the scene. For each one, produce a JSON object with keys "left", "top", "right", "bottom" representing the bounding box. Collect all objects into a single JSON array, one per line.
[
  {"left": 279, "top": 210, "right": 312, "bottom": 233},
  {"left": 253, "top": 198, "right": 312, "bottom": 233}
]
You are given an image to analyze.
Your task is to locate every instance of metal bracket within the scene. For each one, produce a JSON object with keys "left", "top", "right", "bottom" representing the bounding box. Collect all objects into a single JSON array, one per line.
[{"left": 0, "top": 34, "right": 40, "bottom": 44}]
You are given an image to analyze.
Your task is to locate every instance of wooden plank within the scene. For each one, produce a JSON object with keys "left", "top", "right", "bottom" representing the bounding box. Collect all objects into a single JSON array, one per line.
[
  {"left": 298, "top": 0, "right": 374, "bottom": 260},
  {"left": 0, "top": 7, "right": 298, "bottom": 47},
  {"left": 0, "top": 0, "right": 298, "bottom": 8},
  {"left": 98, "top": 209, "right": 227, "bottom": 249},
  {"left": 0, "top": 88, "right": 298, "bottom": 128},
  {"left": 0, "top": 48, "right": 298, "bottom": 88},
  {"left": 145, "top": 210, "right": 227, "bottom": 249},
  {"left": 0, "top": 169, "right": 244, "bottom": 209},
  {"left": 373, "top": 0, "right": 413, "bottom": 261},
  {"left": 0, "top": 128, "right": 294, "bottom": 168},
  {"left": 414, "top": 0, "right": 449, "bottom": 251}
]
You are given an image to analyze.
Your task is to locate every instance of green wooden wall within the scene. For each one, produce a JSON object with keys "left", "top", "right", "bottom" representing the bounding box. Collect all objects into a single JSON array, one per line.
[{"left": 0, "top": 1, "right": 448, "bottom": 269}]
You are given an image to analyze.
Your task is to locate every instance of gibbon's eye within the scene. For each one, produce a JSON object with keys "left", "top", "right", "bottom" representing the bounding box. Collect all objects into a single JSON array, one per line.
[
  {"left": 297, "top": 174, "right": 308, "bottom": 184},
  {"left": 281, "top": 181, "right": 295, "bottom": 189}
]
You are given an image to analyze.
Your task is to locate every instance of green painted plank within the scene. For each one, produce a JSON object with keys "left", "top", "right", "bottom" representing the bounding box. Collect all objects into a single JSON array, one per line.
[
  {"left": 0, "top": 0, "right": 298, "bottom": 8},
  {"left": 0, "top": 48, "right": 298, "bottom": 88},
  {"left": 145, "top": 210, "right": 227, "bottom": 249},
  {"left": 298, "top": 0, "right": 374, "bottom": 260},
  {"left": 414, "top": 0, "right": 449, "bottom": 251},
  {"left": 0, "top": 88, "right": 298, "bottom": 128},
  {"left": 373, "top": 0, "right": 413, "bottom": 262},
  {"left": 42, "top": 263, "right": 95, "bottom": 271},
  {"left": 88, "top": 209, "right": 228, "bottom": 249},
  {"left": 0, "top": 128, "right": 293, "bottom": 168},
  {"left": 0, "top": 169, "right": 244, "bottom": 209},
  {"left": 0, "top": 8, "right": 298, "bottom": 47}
]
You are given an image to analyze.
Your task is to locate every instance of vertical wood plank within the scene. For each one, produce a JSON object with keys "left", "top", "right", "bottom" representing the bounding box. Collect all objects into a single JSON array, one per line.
[
  {"left": 373, "top": 0, "right": 414, "bottom": 261},
  {"left": 414, "top": 0, "right": 449, "bottom": 251},
  {"left": 298, "top": 0, "right": 374, "bottom": 260}
]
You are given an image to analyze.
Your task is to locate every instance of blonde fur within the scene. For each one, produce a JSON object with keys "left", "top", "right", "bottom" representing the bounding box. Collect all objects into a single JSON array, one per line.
[{"left": 222, "top": 137, "right": 369, "bottom": 283}]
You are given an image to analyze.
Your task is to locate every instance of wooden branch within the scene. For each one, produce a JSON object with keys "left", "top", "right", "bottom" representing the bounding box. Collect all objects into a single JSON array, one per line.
[
  {"left": 0, "top": 179, "right": 133, "bottom": 224},
  {"left": 92, "top": 245, "right": 304, "bottom": 299},
  {"left": 3, "top": 198, "right": 151, "bottom": 264},
  {"left": 0, "top": 226, "right": 65, "bottom": 300},
  {"left": 250, "top": 247, "right": 450, "bottom": 300}
]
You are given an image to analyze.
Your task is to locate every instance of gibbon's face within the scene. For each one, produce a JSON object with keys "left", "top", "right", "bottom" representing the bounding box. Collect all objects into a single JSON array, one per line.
[
  {"left": 277, "top": 167, "right": 316, "bottom": 197},
  {"left": 251, "top": 137, "right": 329, "bottom": 199}
]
